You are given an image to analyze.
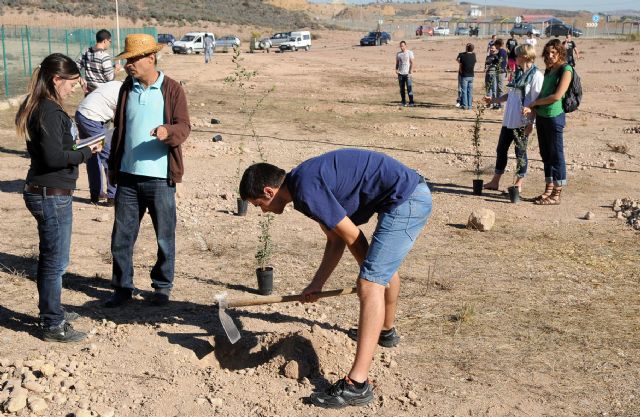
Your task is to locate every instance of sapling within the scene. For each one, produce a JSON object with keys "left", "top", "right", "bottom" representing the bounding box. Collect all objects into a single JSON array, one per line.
[
  {"left": 471, "top": 102, "right": 485, "bottom": 179},
  {"left": 255, "top": 214, "right": 273, "bottom": 271}
]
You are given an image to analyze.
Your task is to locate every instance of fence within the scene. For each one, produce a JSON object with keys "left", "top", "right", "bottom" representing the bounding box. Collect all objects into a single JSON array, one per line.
[{"left": 0, "top": 25, "right": 157, "bottom": 98}]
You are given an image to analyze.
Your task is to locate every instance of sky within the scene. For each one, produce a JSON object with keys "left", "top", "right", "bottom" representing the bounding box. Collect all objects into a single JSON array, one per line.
[{"left": 308, "top": 1, "right": 640, "bottom": 13}]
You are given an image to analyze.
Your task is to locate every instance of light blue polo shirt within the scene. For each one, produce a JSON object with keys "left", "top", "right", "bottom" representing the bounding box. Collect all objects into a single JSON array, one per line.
[{"left": 121, "top": 71, "right": 168, "bottom": 179}]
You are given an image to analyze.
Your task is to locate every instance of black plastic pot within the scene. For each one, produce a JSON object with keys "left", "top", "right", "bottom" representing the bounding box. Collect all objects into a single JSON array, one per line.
[
  {"left": 236, "top": 198, "right": 248, "bottom": 216},
  {"left": 212, "top": 134, "right": 223, "bottom": 142},
  {"left": 507, "top": 186, "right": 520, "bottom": 203},
  {"left": 256, "top": 267, "right": 273, "bottom": 295},
  {"left": 472, "top": 179, "right": 484, "bottom": 196}
]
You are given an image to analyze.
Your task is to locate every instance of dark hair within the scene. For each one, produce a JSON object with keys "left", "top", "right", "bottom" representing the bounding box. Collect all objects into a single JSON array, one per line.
[
  {"left": 15, "top": 53, "right": 80, "bottom": 139},
  {"left": 239, "top": 163, "right": 286, "bottom": 200},
  {"left": 399, "top": 40, "right": 406, "bottom": 46},
  {"left": 542, "top": 38, "right": 567, "bottom": 63},
  {"left": 494, "top": 39, "right": 504, "bottom": 48},
  {"left": 96, "top": 29, "right": 112, "bottom": 43},
  {"left": 466, "top": 43, "right": 474, "bottom": 52}
]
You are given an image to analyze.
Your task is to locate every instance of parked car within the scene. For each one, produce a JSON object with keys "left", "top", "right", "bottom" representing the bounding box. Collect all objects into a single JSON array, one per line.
[
  {"left": 511, "top": 23, "right": 541, "bottom": 37},
  {"left": 216, "top": 35, "right": 241, "bottom": 49},
  {"left": 172, "top": 32, "right": 215, "bottom": 54},
  {"left": 269, "top": 32, "right": 291, "bottom": 48},
  {"left": 455, "top": 27, "right": 470, "bottom": 36},
  {"left": 279, "top": 31, "right": 312, "bottom": 52},
  {"left": 360, "top": 31, "right": 392, "bottom": 46},
  {"left": 157, "top": 33, "right": 176, "bottom": 46},
  {"left": 416, "top": 25, "right": 434, "bottom": 36},
  {"left": 545, "top": 24, "right": 583, "bottom": 38},
  {"left": 433, "top": 27, "right": 450, "bottom": 36}
]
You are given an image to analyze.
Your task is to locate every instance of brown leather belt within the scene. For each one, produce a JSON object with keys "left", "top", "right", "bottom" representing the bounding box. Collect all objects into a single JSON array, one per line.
[{"left": 24, "top": 184, "right": 74, "bottom": 196}]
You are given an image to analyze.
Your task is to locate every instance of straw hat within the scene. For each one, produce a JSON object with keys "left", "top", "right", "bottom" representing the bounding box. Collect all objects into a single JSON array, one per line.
[{"left": 114, "top": 34, "right": 164, "bottom": 60}]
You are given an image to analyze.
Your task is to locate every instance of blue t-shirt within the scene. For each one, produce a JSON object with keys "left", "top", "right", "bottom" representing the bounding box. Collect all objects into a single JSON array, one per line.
[{"left": 285, "top": 149, "right": 420, "bottom": 229}]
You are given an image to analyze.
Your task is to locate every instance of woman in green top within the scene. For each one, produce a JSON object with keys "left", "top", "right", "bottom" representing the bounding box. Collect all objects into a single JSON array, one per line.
[{"left": 522, "top": 39, "right": 572, "bottom": 205}]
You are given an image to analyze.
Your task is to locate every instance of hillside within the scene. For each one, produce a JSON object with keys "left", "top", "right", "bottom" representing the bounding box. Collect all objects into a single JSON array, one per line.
[{"left": 0, "top": 0, "right": 315, "bottom": 29}]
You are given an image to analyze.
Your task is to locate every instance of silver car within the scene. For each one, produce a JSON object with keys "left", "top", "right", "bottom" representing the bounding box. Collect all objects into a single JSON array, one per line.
[{"left": 216, "top": 36, "right": 241, "bottom": 49}]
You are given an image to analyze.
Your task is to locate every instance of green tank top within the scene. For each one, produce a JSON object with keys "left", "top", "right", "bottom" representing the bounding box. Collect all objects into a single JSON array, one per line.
[{"left": 536, "top": 65, "right": 573, "bottom": 118}]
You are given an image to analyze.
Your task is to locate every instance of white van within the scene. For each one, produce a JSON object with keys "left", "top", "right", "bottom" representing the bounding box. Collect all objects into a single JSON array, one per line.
[
  {"left": 172, "top": 32, "right": 215, "bottom": 54},
  {"left": 279, "top": 31, "right": 311, "bottom": 52}
]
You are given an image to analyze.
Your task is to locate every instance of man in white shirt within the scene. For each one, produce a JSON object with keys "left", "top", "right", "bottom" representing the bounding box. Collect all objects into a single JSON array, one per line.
[
  {"left": 524, "top": 32, "right": 537, "bottom": 49},
  {"left": 75, "top": 80, "right": 122, "bottom": 205},
  {"left": 395, "top": 41, "right": 415, "bottom": 107}
]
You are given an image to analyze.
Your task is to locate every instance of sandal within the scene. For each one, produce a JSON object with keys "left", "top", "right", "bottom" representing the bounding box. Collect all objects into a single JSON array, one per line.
[
  {"left": 533, "top": 183, "right": 554, "bottom": 202},
  {"left": 535, "top": 186, "right": 562, "bottom": 205}
]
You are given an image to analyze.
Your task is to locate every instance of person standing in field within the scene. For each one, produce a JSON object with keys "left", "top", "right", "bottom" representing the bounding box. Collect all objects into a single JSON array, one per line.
[
  {"left": 76, "top": 29, "right": 120, "bottom": 94},
  {"left": 204, "top": 34, "right": 215, "bottom": 64},
  {"left": 457, "top": 43, "right": 477, "bottom": 110},
  {"left": 17, "top": 53, "right": 102, "bottom": 342},
  {"left": 506, "top": 32, "right": 519, "bottom": 81},
  {"left": 395, "top": 41, "right": 415, "bottom": 107},
  {"left": 563, "top": 34, "right": 579, "bottom": 67}
]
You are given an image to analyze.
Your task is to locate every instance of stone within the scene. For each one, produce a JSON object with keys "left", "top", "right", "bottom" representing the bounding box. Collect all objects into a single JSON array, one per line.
[
  {"left": 283, "top": 360, "right": 300, "bottom": 380},
  {"left": 209, "top": 397, "right": 224, "bottom": 407},
  {"left": 195, "top": 397, "right": 207, "bottom": 405},
  {"left": 407, "top": 391, "right": 418, "bottom": 400},
  {"left": 93, "top": 404, "right": 115, "bottom": 417},
  {"left": 28, "top": 396, "right": 48, "bottom": 414},
  {"left": 6, "top": 388, "right": 28, "bottom": 412},
  {"left": 40, "top": 363, "right": 55, "bottom": 377},
  {"left": 23, "top": 381, "right": 45, "bottom": 393},
  {"left": 75, "top": 409, "right": 92, "bottom": 417},
  {"left": 78, "top": 398, "right": 90, "bottom": 409},
  {"left": 467, "top": 208, "right": 495, "bottom": 232},
  {"left": 53, "top": 394, "right": 67, "bottom": 405},
  {"left": 584, "top": 211, "right": 595, "bottom": 220},
  {"left": 616, "top": 212, "right": 624, "bottom": 219}
]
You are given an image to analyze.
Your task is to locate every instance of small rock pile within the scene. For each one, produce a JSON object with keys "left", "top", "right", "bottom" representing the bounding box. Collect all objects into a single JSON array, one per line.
[
  {"left": 0, "top": 354, "right": 114, "bottom": 417},
  {"left": 622, "top": 125, "right": 640, "bottom": 134},
  {"left": 612, "top": 198, "right": 640, "bottom": 230}
]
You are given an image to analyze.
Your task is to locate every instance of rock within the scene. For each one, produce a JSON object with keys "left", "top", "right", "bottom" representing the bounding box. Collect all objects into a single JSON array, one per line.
[
  {"left": 93, "top": 214, "right": 110, "bottom": 223},
  {"left": 78, "top": 398, "right": 90, "bottom": 409},
  {"left": 23, "top": 381, "right": 45, "bottom": 393},
  {"left": 407, "top": 391, "right": 418, "bottom": 400},
  {"left": 53, "top": 394, "right": 67, "bottom": 405},
  {"left": 584, "top": 211, "right": 595, "bottom": 220},
  {"left": 92, "top": 404, "right": 115, "bottom": 417},
  {"left": 209, "top": 397, "right": 224, "bottom": 407},
  {"left": 616, "top": 212, "right": 624, "bottom": 219},
  {"left": 28, "top": 396, "right": 48, "bottom": 414},
  {"left": 40, "top": 363, "right": 55, "bottom": 377},
  {"left": 283, "top": 360, "right": 300, "bottom": 380},
  {"left": 212, "top": 134, "right": 223, "bottom": 142},
  {"left": 196, "top": 397, "right": 207, "bottom": 405},
  {"left": 75, "top": 409, "right": 92, "bottom": 417},
  {"left": 6, "top": 388, "right": 28, "bottom": 412},
  {"left": 467, "top": 208, "right": 495, "bottom": 231}
]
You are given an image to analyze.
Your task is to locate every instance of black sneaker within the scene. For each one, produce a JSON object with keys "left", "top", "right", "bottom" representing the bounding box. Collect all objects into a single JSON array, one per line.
[
  {"left": 43, "top": 322, "right": 87, "bottom": 343},
  {"left": 347, "top": 327, "right": 401, "bottom": 348},
  {"left": 150, "top": 288, "right": 171, "bottom": 306},
  {"left": 104, "top": 289, "right": 133, "bottom": 308},
  {"left": 311, "top": 377, "right": 374, "bottom": 408},
  {"left": 63, "top": 311, "right": 80, "bottom": 322}
]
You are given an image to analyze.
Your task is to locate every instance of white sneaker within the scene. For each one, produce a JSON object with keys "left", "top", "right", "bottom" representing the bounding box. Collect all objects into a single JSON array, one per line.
[{"left": 455, "top": 102, "right": 461, "bottom": 108}]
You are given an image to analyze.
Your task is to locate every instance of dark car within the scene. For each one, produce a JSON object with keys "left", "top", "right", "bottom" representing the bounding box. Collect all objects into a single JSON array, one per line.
[
  {"left": 545, "top": 24, "right": 583, "bottom": 38},
  {"left": 157, "top": 33, "right": 176, "bottom": 45},
  {"left": 360, "top": 31, "right": 391, "bottom": 46}
]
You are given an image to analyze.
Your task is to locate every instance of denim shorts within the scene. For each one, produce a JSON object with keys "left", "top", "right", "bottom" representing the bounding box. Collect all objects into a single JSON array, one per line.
[{"left": 360, "top": 182, "right": 432, "bottom": 285}]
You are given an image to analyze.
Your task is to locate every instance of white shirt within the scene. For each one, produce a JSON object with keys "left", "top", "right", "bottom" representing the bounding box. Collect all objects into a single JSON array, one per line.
[
  {"left": 524, "top": 37, "right": 537, "bottom": 48},
  {"left": 396, "top": 50, "right": 414, "bottom": 75},
  {"left": 503, "top": 69, "right": 544, "bottom": 129},
  {"left": 77, "top": 80, "right": 122, "bottom": 122}
]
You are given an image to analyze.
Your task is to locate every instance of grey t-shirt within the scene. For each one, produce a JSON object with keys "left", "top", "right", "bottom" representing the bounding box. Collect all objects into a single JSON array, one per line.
[{"left": 396, "top": 50, "right": 414, "bottom": 75}]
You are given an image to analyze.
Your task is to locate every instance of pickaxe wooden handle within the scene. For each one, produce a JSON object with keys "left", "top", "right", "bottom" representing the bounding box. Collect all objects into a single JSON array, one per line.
[{"left": 225, "top": 287, "right": 357, "bottom": 308}]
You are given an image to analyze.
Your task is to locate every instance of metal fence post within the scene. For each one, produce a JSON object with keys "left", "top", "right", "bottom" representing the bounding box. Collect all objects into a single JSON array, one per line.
[
  {"left": 26, "top": 26, "right": 32, "bottom": 75},
  {"left": 21, "top": 27, "right": 27, "bottom": 75},
  {"left": 65, "top": 29, "right": 69, "bottom": 56},
  {"left": 1, "top": 25, "right": 9, "bottom": 97},
  {"left": 48, "top": 28, "right": 52, "bottom": 54}
]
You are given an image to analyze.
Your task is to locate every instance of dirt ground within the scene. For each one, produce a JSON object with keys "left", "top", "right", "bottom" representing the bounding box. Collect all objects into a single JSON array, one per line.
[{"left": 1, "top": 31, "right": 639, "bottom": 417}]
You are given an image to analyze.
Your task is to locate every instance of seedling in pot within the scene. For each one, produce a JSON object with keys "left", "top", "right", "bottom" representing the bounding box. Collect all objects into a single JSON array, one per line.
[
  {"left": 255, "top": 214, "right": 274, "bottom": 294},
  {"left": 471, "top": 102, "right": 485, "bottom": 195}
]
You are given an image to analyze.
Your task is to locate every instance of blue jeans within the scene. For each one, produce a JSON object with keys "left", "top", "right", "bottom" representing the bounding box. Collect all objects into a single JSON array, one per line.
[
  {"left": 536, "top": 113, "right": 567, "bottom": 186},
  {"left": 485, "top": 71, "right": 498, "bottom": 101},
  {"left": 460, "top": 76, "right": 474, "bottom": 109},
  {"left": 495, "top": 126, "right": 528, "bottom": 178},
  {"left": 398, "top": 74, "right": 414, "bottom": 104},
  {"left": 457, "top": 74, "right": 462, "bottom": 104},
  {"left": 360, "top": 181, "right": 432, "bottom": 285},
  {"left": 111, "top": 173, "right": 176, "bottom": 291},
  {"left": 75, "top": 111, "right": 116, "bottom": 200},
  {"left": 23, "top": 191, "right": 73, "bottom": 328}
]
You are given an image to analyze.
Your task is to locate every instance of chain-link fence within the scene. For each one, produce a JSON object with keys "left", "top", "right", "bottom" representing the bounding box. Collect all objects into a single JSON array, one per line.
[{"left": 1, "top": 25, "right": 157, "bottom": 98}]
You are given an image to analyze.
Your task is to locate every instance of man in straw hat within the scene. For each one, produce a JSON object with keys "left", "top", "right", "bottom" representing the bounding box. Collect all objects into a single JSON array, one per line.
[{"left": 105, "top": 33, "right": 191, "bottom": 308}]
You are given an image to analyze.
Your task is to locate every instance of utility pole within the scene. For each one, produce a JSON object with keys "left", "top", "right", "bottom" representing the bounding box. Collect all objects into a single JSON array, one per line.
[{"left": 115, "top": 0, "right": 121, "bottom": 56}]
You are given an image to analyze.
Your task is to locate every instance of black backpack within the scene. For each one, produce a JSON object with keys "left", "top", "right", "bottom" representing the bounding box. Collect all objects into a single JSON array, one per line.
[{"left": 562, "top": 67, "right": 582, "bottom": 113}]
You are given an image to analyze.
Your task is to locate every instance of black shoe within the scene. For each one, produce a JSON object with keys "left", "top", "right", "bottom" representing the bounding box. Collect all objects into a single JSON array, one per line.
[
  {"left": 347, "top": 327, "right": 400, "bottom": 348},
  {"left": 105, "top": 198, "right": 115, "bottom": 207},
  {"left": 150, "top": 288, "right": 171, "bottom": 306},
  {"left": 104, "top": 289, "right": 133, "bottom": 308},
  {"left": 63, "top": 311, "right": 80, "bottom": 322},
  {"left": 43, "top": 322, "right": 87, "bottom": 343},
  {"left": 311, "top": 377, "right": 374, "bottom": 408}
]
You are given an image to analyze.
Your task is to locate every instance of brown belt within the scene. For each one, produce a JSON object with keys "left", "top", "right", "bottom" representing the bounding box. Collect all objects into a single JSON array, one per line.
[{"left": 24, "top": 184, "right": 74, "bottom": 196}]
